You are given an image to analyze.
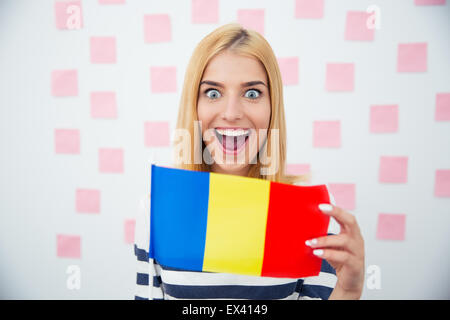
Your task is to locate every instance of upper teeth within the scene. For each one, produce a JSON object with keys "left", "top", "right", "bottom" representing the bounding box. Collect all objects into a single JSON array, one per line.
[{"left": 216, "top": 128, "right": 249, "bottom": 137}]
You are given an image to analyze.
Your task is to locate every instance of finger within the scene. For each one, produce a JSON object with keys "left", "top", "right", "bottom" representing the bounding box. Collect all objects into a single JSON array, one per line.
[
  {"left": 306, "top": 234, "right": 357, "bottom": 254},
  {"left": 319, "top": 204, "right": 361, "bottom": 235},
  {"left": 312, "top": 248, "right": 352, "bottom": 265}
]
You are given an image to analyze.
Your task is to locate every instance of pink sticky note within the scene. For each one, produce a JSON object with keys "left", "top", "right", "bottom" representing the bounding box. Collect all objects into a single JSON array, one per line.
[
  {"left": 144, "top": 121, "right": 171, "bottom": 147},
  {"left": 277, "top": 57, "right": 299, "bottom": 86},
  {"left": 99, "top": 0, "right": 125, "bottom": 4},
  {"left": 90, "top": 91, "right": 117, "bottom": 119},
  {"left": 435, "top": 93, "right": 450, "bottom": 121},
  {"left": 51, "top": 69, "right": 78, "bottom": 97},
  {"left": 325, "top": 63, "right": 354, "bottom": 92},
  {"left": 76, "top": 189, "right": 100, "bottom": 214},
  {"left": 328, "top": 183, "right": 356, "bottom": 210},
  {"left": 54, "top": 0, "right": 83, "bottom": 30},
  {"left": 237, "top": 9, "right": 265, "bottom": 35},
  {"left": 397, "top": 43, "right": 427, "bottom": 72},
  {"left": 150, "top": 66, "right": 177, "bottom": 93},
  {"left": 57, "top": 234, "right": 81, "bottom": 258},
  {"left": 415, "top": 0, "right": 446, "bottom": 5},
  {"left": 434, "top": 169, "right": 450, "bottom": 197},
  {"left": 99, "top": 148, "right": 124, "bottom": 173},
  {"left": 295, "top": 0, "right": 324, "bottom": 19},
  {"left": 376, "top": 213, "right": 406, "bottom": 241},
  {"left": 54, "top": 129, "right": 80, "bottom": 154},
  {"left": 370, "top": 104, "right": 399, "bottom": 133},
  {"left": 124, "top": 219, "right": 136, "bottom": 244},
  {"left": 313, "top": 120, "right": 341, "bottom": 148},
  {"left": 144, "top": 14, "right": 171, "bottom": 43},
  {"left": 192, "top": 0, "right": 219, "bottom": 24},
  {"left": 345, "top": 11, "right": 375, "bottom": 41},
  {"left": 286, "top": 164, "right": 311, "bottom": 182},
  {"left": 90, "top": 37, "right": 116, "bottom": 64},
  {"left": 379, "top": 156, "right": 408, "bottom": 183}
]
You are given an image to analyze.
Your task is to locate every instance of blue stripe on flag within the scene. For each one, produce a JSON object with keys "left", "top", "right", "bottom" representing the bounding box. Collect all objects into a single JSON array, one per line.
[{"left": 149, "top": 165, "right": 210, "bottom": 272}]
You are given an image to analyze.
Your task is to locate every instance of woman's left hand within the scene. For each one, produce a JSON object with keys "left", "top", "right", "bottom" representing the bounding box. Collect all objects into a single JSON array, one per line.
[{"left": 306, "top": 203, "right": 365, "bottom": 299}]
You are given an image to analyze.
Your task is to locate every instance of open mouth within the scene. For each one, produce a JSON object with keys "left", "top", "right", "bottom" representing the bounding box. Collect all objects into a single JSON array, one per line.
[{"left": 214, "top": 128, "right": 250, "bottom": 154}]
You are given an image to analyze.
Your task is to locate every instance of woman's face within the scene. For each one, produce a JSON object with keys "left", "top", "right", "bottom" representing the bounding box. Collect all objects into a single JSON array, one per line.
[{"left": 197, "top": 50, "right": 271, "bottom": 176}]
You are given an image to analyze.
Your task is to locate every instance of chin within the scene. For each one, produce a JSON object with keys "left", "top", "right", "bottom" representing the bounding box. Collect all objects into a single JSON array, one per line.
[
  {"left": 215, "top": 162, "right": 246, "bottom": 171},
  {"left": 210, "top": 162, "right": 251, "bottom": 177}
]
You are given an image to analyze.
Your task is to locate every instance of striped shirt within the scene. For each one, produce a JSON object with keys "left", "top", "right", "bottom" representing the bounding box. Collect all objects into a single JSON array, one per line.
[{"left": 134, "top": 182, "right": 340, "bottom": 300}]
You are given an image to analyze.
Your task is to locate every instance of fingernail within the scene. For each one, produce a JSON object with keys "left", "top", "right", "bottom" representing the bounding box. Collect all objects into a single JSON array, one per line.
[
  {"left": 313, "top": 249, "right": 323, "bottom": 256},
  {"left": 318, "top": 203, "right": 333, "bottom": 212},
  {"left": 305, "top": 239, "right": 317, "bottom": 247}
]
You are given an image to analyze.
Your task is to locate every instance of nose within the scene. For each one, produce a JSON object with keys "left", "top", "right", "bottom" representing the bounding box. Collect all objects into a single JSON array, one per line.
[{"left": 221, "top": 95, "right": 243, "bottom": 121}]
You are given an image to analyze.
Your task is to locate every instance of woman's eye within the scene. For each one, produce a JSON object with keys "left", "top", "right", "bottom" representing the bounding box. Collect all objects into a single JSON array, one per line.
[
  {"left": 244, "top": 89, "right": 261, "bottom": 99},
  {"left": 205, "top": 89, "right": 221, "bottom": 99}
]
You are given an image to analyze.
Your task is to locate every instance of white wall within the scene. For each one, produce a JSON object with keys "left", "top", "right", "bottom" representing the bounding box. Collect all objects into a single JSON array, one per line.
[{"left": 0, "top": 0, "right": 449, "bottom": 299}]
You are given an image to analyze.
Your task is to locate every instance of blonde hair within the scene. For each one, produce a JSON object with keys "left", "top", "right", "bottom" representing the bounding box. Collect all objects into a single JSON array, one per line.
[{"left": 174, "top": 23, "right": 309, "bottom": 185}]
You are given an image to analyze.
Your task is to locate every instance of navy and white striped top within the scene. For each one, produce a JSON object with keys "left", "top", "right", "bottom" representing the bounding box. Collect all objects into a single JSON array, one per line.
[{"left": 134, "top": 182, "right": 340, "bottom": 300}]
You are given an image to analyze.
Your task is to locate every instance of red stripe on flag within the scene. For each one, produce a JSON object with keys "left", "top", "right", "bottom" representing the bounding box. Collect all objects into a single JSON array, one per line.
[{"left": 261, "top": 182, "right": 331, "bottom": 278}]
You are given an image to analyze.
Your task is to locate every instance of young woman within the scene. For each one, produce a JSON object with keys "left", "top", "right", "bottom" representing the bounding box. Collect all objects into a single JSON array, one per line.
[{"left": 134, "top": 23, "right": 365, "bottom": 300}]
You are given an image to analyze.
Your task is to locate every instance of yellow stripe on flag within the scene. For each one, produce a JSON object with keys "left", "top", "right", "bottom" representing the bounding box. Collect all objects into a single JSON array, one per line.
[{"left": 203, "top": 172, "right": 271, "bottom": 275}]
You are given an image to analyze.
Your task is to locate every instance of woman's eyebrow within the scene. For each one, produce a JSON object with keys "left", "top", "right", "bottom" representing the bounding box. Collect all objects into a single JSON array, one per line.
[
  {"left": 199, "top": 80, "right": 224, "bottom": 88},
  {"left": 242, "top": 80, "right": 267, "bottom": 87},
  {"left": 199, "top": 80, "right": 267, "bottom": 87}
]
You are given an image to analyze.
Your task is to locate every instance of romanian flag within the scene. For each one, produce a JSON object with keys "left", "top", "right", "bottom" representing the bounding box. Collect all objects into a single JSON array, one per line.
[{"left": 149, "top": 165, "right": 331, "bottom": 278}]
